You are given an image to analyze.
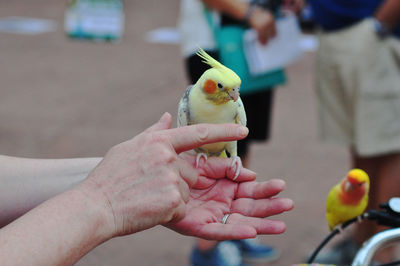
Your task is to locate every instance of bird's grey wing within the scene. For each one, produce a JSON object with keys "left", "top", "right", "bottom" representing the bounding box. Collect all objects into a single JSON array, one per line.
[
  {"left": 235, "top": 96, "right": 247, "bottom": 126},
  {"left": 177, "top": 85, "right": 193, "bottom": 127}
]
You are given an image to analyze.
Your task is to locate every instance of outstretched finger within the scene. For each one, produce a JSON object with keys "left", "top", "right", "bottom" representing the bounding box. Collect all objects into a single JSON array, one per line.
[
  {"left": 192, "top": 213, "right": 286, "bottom": 240},
  {"left": 192, "top": 223, "right": 257, "bottom": 241},
  {"left": 165, "top": 124, "right": 248, "bottom": 154},
  {"left": 225, "top": 213, "right": 287, "bottom": 235},
  {"left": 236, "top": 179, "right": 286, "bottom": 199},
  {"left": 231, "top": 197, "right": 294, "bottom": 218}
]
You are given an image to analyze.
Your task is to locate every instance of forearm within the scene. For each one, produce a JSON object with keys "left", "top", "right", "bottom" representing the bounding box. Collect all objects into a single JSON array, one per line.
[
  {"left": 0, "top": 155, "right": 101, "bottom": 227},
  {"left": 202, "top": 0, "right": 276, "bottom": 44},
  {"left": 202, "top": 0, "right": 248, "bottom": 21},
  {"left": 0, "top": 183, "right": 113, "bottom": 266},
  {"left": 375, "top": 0, "right": 400, "bottom": 28}
]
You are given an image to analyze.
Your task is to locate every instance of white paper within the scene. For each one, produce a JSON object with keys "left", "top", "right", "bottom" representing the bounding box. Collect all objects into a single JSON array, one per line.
[
  {"left": 243, "top": 14, "right": 302, "bottom": 75},
  {"left": 299, "top": 34, "right": 319, "bottom": 52},
  {"left": 0, "top": 17, "right": 56, "bottom": 35},
  {"left": 80, "top": 15, "right": 122, "bottom": 34},
  {"left": 145, "top": 27, "right": 181, "bottom": 44}
]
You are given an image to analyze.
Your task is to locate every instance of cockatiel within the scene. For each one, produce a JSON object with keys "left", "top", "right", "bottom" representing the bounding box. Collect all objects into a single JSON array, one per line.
[
  {"left": 326, "top": 168, "right": 370, "bottom": 230},
  {"left": 177, "top": 48, "right": 246, "bottom": 180}
]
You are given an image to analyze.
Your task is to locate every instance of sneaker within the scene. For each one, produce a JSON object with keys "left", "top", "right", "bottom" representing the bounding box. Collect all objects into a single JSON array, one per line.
[
  {"left": 233, "top": 239, "right": 280, "bottom": 264},
  {"left": 312, "top": 238, "right": 359, "bottom": 265},
  {"left": 190, "top": 241, "right": 244, "bottom": 266}
]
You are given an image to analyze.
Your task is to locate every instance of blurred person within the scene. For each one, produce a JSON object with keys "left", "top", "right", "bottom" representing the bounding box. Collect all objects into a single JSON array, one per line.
[
  {"left": 308, "top": 0, "right": 400, "bottom": 264},
  {"left": 0, "top": 113, "right": 294, "bottom": 266},
  {"left": 178, "top": 0, "right": 301, "bottom": 265}
]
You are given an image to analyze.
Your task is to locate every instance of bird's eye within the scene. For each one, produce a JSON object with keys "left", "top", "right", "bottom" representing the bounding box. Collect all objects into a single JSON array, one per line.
[{"left": 217, "top": 83, "right": 223, "bottom": 89}]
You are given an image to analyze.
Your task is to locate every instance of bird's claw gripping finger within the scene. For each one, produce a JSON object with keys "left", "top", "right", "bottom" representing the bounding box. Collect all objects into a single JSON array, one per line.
[
  {"left": 196, "top": 153, "right": 208, "bottom": 168},
  {"left": 338, "top": 225, "right": 345, "bottom": 233},
  {"left": 231, "top": 156, "right": 242, "bottom": 180}
]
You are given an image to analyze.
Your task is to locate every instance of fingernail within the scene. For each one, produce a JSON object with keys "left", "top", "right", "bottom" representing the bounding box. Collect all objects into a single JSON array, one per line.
[
  {"left": 248, "top": 169, "right": 257, "bottom": 176},
  {"left": 159, "top": 112, "right": 170, "bottom": 123},
  {"left": 284, "top": 198, "right": 295, "bottom": 210},
  {"left": 237, "top": 126, "right": 249, "bottom": 136}
]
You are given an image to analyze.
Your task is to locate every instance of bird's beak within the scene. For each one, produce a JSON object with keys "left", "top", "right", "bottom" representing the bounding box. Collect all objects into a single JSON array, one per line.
[
  {"left": 344, "top": 180, "right": 354, "bottom": 192},
  {"left": 228, "top": 89, "right": 239, "bottom": 102},
  {"left": 345, "top": 179, "right": 365, "bottom": 192}
]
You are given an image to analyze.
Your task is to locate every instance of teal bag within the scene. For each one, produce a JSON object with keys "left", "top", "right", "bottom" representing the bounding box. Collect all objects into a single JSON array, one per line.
[{"left": 204, "top": 10, "right": 286, "bottom": 95}]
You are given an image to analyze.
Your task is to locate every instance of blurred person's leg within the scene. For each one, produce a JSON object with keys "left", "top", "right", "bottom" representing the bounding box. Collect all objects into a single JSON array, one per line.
[
  {"left": 238, "top": 89, "right": 274, "bottom": 168},
  {"left": 353, "top": 153, "right": 400, "bottom": 263},
  {"left": 234, "top": 89, "right": 281, "bottom": 265}
]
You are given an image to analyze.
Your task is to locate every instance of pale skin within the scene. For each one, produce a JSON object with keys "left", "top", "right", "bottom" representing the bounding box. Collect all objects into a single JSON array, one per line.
[
  {"left": 0, "top": 113, "right": 293, "bottom": 266},
  {"left": 0, "top": 156, "right": 102, "bottom": 227}
]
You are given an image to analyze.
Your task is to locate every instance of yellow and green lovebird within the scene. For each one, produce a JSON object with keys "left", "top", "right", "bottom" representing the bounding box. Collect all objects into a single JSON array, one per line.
[
  {"left": 326, "top": 169, "right": 370, "bottom": 230},
  {"left": 177, "top": 49, "right": 246, "bottom": 180}
]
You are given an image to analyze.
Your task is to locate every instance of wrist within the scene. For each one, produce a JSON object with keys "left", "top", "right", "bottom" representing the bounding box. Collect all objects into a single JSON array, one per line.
[
  {"left": 248, "top": 6, "right": 274, "bottom": 29},
  {"left": 371, "top": 17, "right": 392, "bottom": 39},
  {"left": 243, "top": 2, "right": 257, "bottom": 22},
  {"left": 74, "top": 180, "right": 117, "bottom": 241}
]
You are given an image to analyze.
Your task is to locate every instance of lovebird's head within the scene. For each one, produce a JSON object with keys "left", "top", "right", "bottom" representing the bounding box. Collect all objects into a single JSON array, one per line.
[
  {"left": 343, "top": 168, "right": 370, "bottom": 194},
  {"left": 195, "top": 49, "right": 241, "bottom": 104}
]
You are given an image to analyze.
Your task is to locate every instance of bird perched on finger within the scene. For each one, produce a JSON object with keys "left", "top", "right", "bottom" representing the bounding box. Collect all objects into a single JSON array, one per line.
[
  {"left": 177, "top": 48, "right": 246, "bottom": 180},
  {"left": 326, "top": 169, "right": 370, "bottom": 230}
]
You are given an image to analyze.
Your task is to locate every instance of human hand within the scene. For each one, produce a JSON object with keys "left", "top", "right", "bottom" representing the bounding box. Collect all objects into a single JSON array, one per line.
[
  {"left": 374, "top": 0, "right": 400, "bottom": 30},
  {"left": 78, "top": 112, "right": 249, "bottom": 238},
  {"left": 248, "top": 7, "right": 276, "bottom": 45},
  {"left": 166, "top": 155, "right": 294, "bottom": 240},
  {"left": 282, "top": 0, "right": 303, "bottom": 14}
]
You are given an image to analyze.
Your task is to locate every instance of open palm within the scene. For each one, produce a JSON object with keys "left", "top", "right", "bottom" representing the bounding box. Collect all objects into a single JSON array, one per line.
[{"left": 166, "top": 154, "right": 294, "bottom": 240}]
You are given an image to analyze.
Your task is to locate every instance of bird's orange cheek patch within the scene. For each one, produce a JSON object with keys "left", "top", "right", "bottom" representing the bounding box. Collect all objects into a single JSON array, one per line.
[{"left": 204, "top": 79, "right": 217, "bottom": 94}]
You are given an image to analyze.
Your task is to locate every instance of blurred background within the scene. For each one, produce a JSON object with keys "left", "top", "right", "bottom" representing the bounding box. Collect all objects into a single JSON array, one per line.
[{"left": 0, "top": 0, "right": 353, "bottom": 265}]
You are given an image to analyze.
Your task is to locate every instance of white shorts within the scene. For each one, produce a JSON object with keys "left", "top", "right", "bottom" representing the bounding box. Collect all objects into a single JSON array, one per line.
[{"left": 316, "top": 19, "right": 400, "bottom": 156}]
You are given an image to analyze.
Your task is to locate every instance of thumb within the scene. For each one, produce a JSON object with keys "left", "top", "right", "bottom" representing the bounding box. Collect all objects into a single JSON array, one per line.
[{"left": 145, "top": 112, "right": 172, "bottom": 132}]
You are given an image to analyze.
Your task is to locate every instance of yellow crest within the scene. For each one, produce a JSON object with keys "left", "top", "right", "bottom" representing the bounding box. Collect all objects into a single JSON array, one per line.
[
  {"left": 195, "top": 47, "right": 241, "bottom": 89},
  {"left": 196, "top": 48, "right": 225, "bottom": 70}
]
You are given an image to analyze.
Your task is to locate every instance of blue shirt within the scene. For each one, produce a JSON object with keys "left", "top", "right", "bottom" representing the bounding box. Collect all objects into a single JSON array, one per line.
[{"left": 309, "top": 0, "right": 400, "bottom": 37}]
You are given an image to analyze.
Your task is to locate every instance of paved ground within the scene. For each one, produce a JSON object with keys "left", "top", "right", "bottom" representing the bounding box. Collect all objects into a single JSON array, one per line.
[{"left": 0, "top": 1, "right": 355, "bottom": 265}]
